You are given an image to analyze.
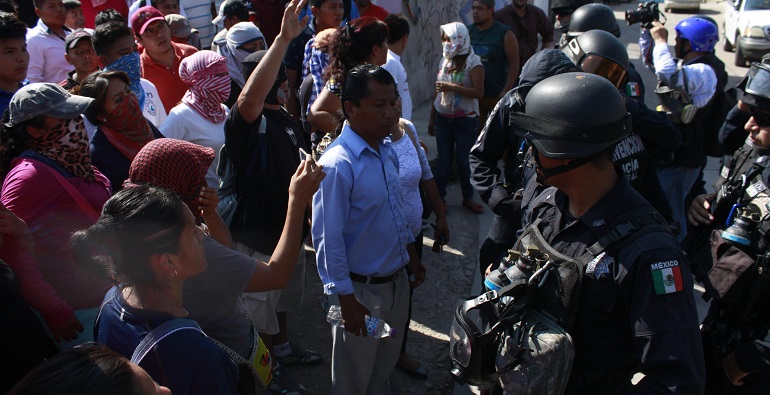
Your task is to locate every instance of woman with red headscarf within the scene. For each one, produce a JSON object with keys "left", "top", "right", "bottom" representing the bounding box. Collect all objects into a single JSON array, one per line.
[
  {"left": 160, "top": 50, "right": 231, "bottom": 189},
  {"left": 79, "top": 70, "right": 164, "bottom": 192}
]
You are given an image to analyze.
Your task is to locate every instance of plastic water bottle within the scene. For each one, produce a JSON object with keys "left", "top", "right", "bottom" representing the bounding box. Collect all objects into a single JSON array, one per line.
[{"left": 326, "top": 305, "right": 395, "bottom": 338}]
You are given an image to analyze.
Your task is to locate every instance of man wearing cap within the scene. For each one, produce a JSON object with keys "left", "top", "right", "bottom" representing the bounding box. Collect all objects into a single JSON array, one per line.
[
  {"left": 493, "top": 0, "right": 553, "bottom": 68},
  {"left": 26, "top": 0, "right": 73, "bottom": 83},
  {"left": 59, "top": 29, "right": 98, "bottom": 91},
  {"left": 211, "top": 0, "right": 251, "bottom": 52},
  {"left": 688, "top": 61, "right": 770, "bottom": 393},
  {"left": 166, "top": 13, "right": 201, "bottom": 49},
  {"left": 495, "top": 72, "right": 704, "bottom": 393},
  {"left": 132, "top": 5, "right": 197, "bottom": 117},
  {"left": 468, "top": 0, "right": 519, "bottom": 129}
]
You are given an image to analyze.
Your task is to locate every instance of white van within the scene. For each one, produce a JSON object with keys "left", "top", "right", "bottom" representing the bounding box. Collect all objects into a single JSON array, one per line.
[{"left": 723, "top": 0, "right": 770, "bottom": 66}]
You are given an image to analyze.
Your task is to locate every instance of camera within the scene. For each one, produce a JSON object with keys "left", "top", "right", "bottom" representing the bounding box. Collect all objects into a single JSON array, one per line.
[{"left": 625, "top": 1, "right": 660, "bottom": 27}]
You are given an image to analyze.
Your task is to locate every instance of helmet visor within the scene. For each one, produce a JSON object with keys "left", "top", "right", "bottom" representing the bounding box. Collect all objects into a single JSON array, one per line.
[
  {"left": 579, "top": 54, "right": 628, "bottom": 90},
  {"left": 745, "top": 63, "right": 770, "bottom": 101}
]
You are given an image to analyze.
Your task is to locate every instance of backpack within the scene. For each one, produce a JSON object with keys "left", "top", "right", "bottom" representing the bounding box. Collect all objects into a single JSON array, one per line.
[
  {"left": 216, "top": 115, "right": 267, "bottom": 226},
  {"left": 449, "top": 207, "right": 672, "bottom": 392}
]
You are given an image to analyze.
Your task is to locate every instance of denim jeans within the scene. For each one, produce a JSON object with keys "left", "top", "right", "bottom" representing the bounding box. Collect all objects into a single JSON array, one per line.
[
  {"left": 655, "top": 164, "right": 701, "bottom": 242},
  {"left": 434, "top": 113, "right": 479, "bottom": 201}
]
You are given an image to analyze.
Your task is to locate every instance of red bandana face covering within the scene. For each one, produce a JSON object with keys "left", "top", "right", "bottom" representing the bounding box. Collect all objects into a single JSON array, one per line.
[
  {"left": 28, "top": 117, "right": 97, "bottom": 181},
  {"left": 179, "top": 51, "right": 230, "bottom": 124},
  {"left": 101, "top": 93, "right": 155, "bottom": 160}
]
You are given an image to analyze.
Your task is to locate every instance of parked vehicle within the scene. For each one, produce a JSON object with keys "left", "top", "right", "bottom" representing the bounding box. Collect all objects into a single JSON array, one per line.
[
  {"left": 663, "top": 0, "right": 700, "bottom": 13},
  {"left": 723, "top": 0, "right": 770, "bottom": 66}
]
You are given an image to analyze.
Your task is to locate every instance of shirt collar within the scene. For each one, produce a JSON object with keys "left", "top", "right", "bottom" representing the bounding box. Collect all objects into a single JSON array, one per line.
[
  {"left": 36, "top": 19, "right": 70, "bottom": 38},
  {"left": 388, "top": 49, "right": 401, "bottom": 61},
  {"left": 339, "top": 121, "right": 383, "bottom": 159}
]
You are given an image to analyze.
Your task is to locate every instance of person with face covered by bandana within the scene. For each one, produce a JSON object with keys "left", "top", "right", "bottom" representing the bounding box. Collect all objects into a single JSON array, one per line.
[
  {"left": 92, "top": 21, "right": 167, "bottom": 129},
  {"left": 0, "top": 83, "right": 112, "bottom": 350},
  {"left": 79, "top": 70, "right": 164, "bottom": 193},
  {"left": 160, "top": 50, "right": 231, "bottom": 189},
  {"left": 215, "top": 22, "right": 267, "bottom": 109},
  {"left": 428, "top": 22, "right": 486, "bottom": 214},
  {"left": 226, "top": 1, "right": 320, "bottom": 392}
]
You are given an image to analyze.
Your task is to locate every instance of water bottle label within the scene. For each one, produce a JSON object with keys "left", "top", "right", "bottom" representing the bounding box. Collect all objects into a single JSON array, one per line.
[
  {"left": 483, "top": 278, "right": 501, "bottom": 292},
  {"left": 366, "top": 316, "right": 380, "bottom": 336}
]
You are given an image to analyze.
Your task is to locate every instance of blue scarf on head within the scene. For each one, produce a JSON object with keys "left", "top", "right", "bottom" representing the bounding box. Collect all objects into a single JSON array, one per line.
[{"left": 104, "top": 51, "right": 146, "bottom": 111}]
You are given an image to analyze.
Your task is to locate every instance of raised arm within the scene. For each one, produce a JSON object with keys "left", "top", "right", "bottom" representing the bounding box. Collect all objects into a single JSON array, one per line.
[{"left": 236, "top": 0, "right": 309, "bottom": 123}]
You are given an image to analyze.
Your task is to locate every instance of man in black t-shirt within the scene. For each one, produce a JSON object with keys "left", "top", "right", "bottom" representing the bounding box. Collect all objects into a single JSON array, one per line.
[{"left": 224, "top": 7, "right": 319, "bottom": 394}]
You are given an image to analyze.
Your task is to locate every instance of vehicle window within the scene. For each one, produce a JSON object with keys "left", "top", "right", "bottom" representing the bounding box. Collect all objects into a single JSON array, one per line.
[{"left": 745, "top": 0, "right": 770, "bottom": 11}]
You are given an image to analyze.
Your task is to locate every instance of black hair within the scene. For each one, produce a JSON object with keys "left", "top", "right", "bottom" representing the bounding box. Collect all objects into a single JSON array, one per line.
[
  {"left": 0, "top": 110, "right": 43, "bottom": 181},
  {"left": 62, "top": 0, "right": 80, "bottom": 11},
  {"left": 0, "top": 10, "right": 26, "bottom": 40},
  {"left": 33, "top": 0, "right": 50, "bottom": 9},
  {"left": 92, "top": 21, "right": 132, "bottom": 55},
  {"left": 9, "top": 343, "right": 143, "bottom": 395},
  {"left": 224, "top": 0, "right": 249, "bottom": 21},
  {"left": 70, "top": 185, "right": 188, "bottom": 287},
  {"left": 0, "top": 0, "right": 17, "bottom": 14},
  {"left": 385, "top": 13, "right": 409, "bottom": 44},
  {"left": 341, "top": 63, "right": 395, "bottom": 118},
  {"left": 94, "top": 8, "right": 125, "bottom": 26},
  {"left": 77, "top": 70, "right": 131, "bottom": 125},
  {"left": 324, "top": 16, "right": 389, "bottom": 86},
  {"left": 310, "top": 0, "right": 329, "bottom": 7}
]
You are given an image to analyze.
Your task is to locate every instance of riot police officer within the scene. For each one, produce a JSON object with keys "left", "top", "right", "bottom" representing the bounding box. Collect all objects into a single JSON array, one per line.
[
  {"left": 561, "top": 3, "right": 647, "bottom": 105},
  {"left": 687, "top": 61, "right": 770, "bottom": 393},
  {"left": 501, "top": 72, "right": 705, "bottom": 394},
  {"left": 563, "top": 29, "right": 679, "bottom": 224},
  {"left": 469, "top": 49, "right": 579, "bottom": 279}
]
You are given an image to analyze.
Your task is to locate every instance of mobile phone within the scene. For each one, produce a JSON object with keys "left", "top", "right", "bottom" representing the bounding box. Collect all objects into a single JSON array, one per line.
[{"left": 299, "top": 148, "right": 316, "bottom": 169}]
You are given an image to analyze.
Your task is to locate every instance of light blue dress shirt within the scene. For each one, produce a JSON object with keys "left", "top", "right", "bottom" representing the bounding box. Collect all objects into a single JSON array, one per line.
[{"left": 312, "top": 123, "right": 414, "bottom": 296}]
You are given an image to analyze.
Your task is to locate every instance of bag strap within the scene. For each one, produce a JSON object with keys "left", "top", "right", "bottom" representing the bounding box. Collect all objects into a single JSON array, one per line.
[
  {"left": 579, "top": 207, "right": 672, "bottom": 266},
  {"left": 130, "top": 318, "right": 203, "bottom": 364},
  {"left": 33, "top": 159, "right": 100, "bottom": 223}
]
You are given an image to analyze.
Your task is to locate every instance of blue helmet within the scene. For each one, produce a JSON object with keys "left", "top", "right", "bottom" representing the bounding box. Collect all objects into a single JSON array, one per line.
[{"left": 675, "top": 17, "right": 718, "bottom": 53}]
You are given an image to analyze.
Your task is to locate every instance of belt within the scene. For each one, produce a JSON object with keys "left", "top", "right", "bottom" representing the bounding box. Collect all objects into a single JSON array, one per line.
[{"left": 349, "top": 267, "right": 403, "bottom": 285}]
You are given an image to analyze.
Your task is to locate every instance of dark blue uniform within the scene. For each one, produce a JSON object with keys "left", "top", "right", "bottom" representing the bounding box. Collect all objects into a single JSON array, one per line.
[{"left": 522, "top": 173, "right": 705, "bottom": 394}]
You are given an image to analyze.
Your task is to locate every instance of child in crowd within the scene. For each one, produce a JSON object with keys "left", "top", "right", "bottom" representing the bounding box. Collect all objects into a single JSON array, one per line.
[
  {"left": 27, "top": 0, "right": 74, "bottom": 83},
  {"left": 0, "top": 12, "right": 27, "bottom": 114},
  {"left": 62, "top": 0, "right": 84, "bottom": 30}
]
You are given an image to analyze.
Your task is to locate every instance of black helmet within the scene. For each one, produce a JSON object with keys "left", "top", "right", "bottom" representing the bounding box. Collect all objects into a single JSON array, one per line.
[
  {"left": 567, "top": 4, "right": 620, "bottom": 38},
  {"left": 512, "top": 73, "right": 631, "bottom": 159},
  {"left": 563, "top": 30, "right": 629, "bottom": 89}
]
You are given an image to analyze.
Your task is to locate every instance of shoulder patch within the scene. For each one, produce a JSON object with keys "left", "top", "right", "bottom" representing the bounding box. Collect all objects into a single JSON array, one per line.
[{"left": 650, "top": 260, "right": 683, "bottom": 294}]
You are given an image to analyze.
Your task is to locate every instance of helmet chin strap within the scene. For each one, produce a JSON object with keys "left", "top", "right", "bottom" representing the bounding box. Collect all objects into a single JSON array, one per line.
[{"left": 533, "top": 148, "right": 600, "bottom": 184}]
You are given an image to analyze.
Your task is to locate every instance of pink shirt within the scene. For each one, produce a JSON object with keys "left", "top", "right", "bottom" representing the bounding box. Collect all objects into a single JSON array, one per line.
[{"left": 0, "top": 158, "right": 112, "bottom": 328}]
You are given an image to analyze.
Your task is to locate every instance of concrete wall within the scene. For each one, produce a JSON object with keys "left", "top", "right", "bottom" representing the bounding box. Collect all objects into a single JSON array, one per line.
[{"left": 394, "top": 0, "right": 465, "bottom": 105}]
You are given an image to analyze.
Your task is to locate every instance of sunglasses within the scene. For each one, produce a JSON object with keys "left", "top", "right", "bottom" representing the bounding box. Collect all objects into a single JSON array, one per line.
[{"left": 750, "top": 107, "right": 770, "bottom": 127}]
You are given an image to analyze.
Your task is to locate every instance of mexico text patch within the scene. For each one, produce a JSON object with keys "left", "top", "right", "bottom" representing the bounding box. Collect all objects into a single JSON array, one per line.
[{"left": 650, "top": 260, "right": 683, "bottom": 294}]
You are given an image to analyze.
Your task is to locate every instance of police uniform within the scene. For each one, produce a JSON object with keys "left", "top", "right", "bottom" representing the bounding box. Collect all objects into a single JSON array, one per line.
[
  {"left": 524, "top": 172, "right": 705, "bottom": 394},
  {"left": 700, "top": 152, "right": 770, "bottom": 394}
]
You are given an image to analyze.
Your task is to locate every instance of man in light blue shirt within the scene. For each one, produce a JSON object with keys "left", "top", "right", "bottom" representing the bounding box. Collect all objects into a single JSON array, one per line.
[{"left": 312, "top": 64, "right": 425, "bottom": 394}]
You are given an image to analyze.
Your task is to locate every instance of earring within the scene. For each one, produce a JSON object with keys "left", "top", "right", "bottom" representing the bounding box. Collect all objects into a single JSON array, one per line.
[{"left": 171, "top": 269, "right": 178, "bottom": 277}]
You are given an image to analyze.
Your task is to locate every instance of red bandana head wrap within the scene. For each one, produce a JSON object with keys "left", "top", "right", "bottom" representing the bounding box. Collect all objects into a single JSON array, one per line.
[
  {"left": 126, "top": 138, "right": 215, "bottom": 220},
  {"left": 179, "top": 51, "right": 230, "bottom": 124},
  {"left": 101, "top": 93, "right": 155, "bottom": 161}
]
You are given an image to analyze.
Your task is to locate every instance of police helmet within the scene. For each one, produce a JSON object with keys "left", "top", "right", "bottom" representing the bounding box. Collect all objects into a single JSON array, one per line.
[
  {"left": 675, "top": 17, "right": 719, "bottom": 53},
  {"left": 567, "top": 4, "right": 620, "bottom": 38},
  {"left": 563, "top": 30, "right": 629, "bottom": 89},
  {"left": 512, "top": 73, "right": 631, "bottom": 159},
  {"left": 738, "top": 62, "right": 770, "bottom": 112}
]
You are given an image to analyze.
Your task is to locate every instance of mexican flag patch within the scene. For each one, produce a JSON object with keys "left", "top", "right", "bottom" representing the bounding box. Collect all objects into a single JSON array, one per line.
[
  {"left": 626, "top": 82, "right": 640, "bottom": 97},
  {"left": 651, "top": 260, "right": 683, "bottom": 295}
]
